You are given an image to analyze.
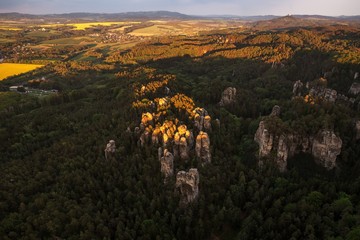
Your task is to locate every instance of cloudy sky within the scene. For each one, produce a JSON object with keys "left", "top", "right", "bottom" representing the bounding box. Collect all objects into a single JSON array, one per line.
[{"left": 0, "top": 0, "right": 358, "bottom": 16}]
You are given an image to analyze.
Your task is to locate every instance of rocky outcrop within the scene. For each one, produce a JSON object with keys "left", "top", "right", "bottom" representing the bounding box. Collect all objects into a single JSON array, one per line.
[
  {"left": 270, "top": 105, "right": 281, "bottom": 117},
  {"left": 356, "top": 121, "right": 360, "bottom": 140},
  {"left": 104, "top": 140, "right": 116, "bottom": 160},
  {"left": 195, "top": 131, "right": 211, "bottom": 165},
  {"left": 276, "top": 135, "right": 288, "bottom": 172},
  {"left": 141, "top": 112, "right": 154, "bottom": 126},
  {"left": 312, "top": 130, "right": 342, "bottom": 170},
  {"left": 219, "top": 87, "right": 236, "bottom": 106},
  {"left": 254, "top": 116, "right": 342, "bottom": 171},
  {"left": 193, "top": 107, "right": 211, "bottom": 132},
  {"left": 309, "top": 87, "right": 337, "bottom": 103},
  {"left": 173, "top": 125, "right": 193, "bottom": 160},
  {"left": 349, "top": 82, "right": 360, "bottom": 95},
  {"left": 176, "top": 168, "right": 199, "bottom": 205},
  {"left": 159, "top": 148, "right": 174, "bottom": 182},
  {"left": 254, "top": 121, "right": 274, "bottom": 158},
  {"left": 354, "top": 72, "right": 359, "bottom": 80},
  {"left": 292, "top": 80, "right": 304, "bottom": 96}
]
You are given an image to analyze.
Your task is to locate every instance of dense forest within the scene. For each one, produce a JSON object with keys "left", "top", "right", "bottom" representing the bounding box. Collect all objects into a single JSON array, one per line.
[{"left": 1, "top": 22, "right": 360, "bottom": 239}]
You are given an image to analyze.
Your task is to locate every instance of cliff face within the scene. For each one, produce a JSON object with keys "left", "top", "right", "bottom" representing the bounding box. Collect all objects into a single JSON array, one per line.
[
  {"left": 159, "top": 148, "right": 174, "bottom": 182},
  {"left": 254, "top": 121, "right": 274, "bottom": 158},
  {"left": 356, "top": 120, "right": 360, "bottom": 140},
  {"left": 312, "top": 130, "right": 342, "bottom": 170},
  {"left": 175, "top": 168, "right": 199, "bottom": 206},
  {"left": 254, "top": 120, "right": 342, "bottom": 171},
  {"left": 219, "top": 87, "right": 236, "bottom": 106},
  {"left": 349, "top": 82, "right": 360, "bottom": 95},
  {"left": 104, "top": 140, "right": 116, "bottom": 160},
  {"left": 195, "top": 131, "right": 211, "bottom": 165}
]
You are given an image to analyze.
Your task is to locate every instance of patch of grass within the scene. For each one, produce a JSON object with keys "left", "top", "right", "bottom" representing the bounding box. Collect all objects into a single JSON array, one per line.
[{"left": 0, "top": 63, "right": 44, "bottom": 80}]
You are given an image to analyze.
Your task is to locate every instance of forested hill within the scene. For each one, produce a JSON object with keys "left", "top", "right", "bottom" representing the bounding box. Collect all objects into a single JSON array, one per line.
[{"left": 0, "top": 23, "right": 360, "bottom": 239}]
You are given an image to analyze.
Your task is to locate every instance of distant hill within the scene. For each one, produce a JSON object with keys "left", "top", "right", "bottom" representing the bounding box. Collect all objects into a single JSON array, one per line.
[
  {"left": 0, "top": 11, "right": 195, "bottom": 21},
  {"left": 249, "top": 15, "right": 360, "bottom": 30},
  {"left": 0, "top": 11, "right": 359, "bottom": 24}
]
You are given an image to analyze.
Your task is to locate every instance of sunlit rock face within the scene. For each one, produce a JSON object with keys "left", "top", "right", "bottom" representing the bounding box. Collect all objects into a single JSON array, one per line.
[
  {"left": 104, "top": 140, "right": 116, "bottom": 160},
  {"left": 203, "top": 115, "right": 212, "bottom": 132},
  {"left": 159, "top": 148, "right": 174, "bottom": 182},
  {"left": 173, "top": 125, "right": 193, "bottom": 161},
  {"left": 219, "top": 87, "right": 236, "bottom": 106},
  {"left": 193, "top": 107, "right": 211, "bottom": 132},
  {"left": 292, "top": 80, "right": 304, "bottom": 96},
  {"left": 349, "top": 82, "right": 360, "bottom": 95},
  {"left": 141, "top": 112, "right": 154, "bottom": 126},
  {"left": 195, "top": 131, "right": 211, "bottom": 165},
  {"left": 175, "top": 168, "right": 199, "bottom": 206},
  {"left": 312, "top": 130, "right": 342, "bottom": 170}
]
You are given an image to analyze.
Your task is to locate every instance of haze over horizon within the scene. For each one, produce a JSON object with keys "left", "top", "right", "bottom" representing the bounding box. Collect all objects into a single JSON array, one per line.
[{"left": 0, "top": 0, "right": 359, "bottom": 16}]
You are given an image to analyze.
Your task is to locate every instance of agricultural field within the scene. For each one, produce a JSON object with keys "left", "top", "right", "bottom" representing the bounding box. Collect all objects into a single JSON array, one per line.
[
  {"left": 41, "top": 36, "right": 97, "bottom": 45},
  {"left": 41, "top": 21, "right": 141, "bottom": 30},
  {"left": 128, "top": 20, "right": 244, "bottom": 36},
  {"left": 0, "top": 63, "right": 43, "bottom": 80},
  {"left": 129, "top": 24, "right": 184, "bottom": 36}
]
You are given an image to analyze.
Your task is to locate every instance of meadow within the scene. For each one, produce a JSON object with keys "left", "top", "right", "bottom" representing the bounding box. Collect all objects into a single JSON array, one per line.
[{"left": 0, "top": 63, "right": 44, "bottom": 80}]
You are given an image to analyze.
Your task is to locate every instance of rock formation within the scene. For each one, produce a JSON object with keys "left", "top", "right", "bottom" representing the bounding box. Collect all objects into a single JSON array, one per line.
[
  {"left": 356, "top": 121, "right": 360, "bottom": 140},
  {"left": 104, "top": 140, "right": 116, "bottom": 160},
  {"left": 160, "top": 148, "right": 174, "bottom": 182},
  {"left": 254, "top": 121, "right": 274, "bottom": 158},
  {"left": 219, "top": 87, "right": 236, "bottom": 106},
  {"left": 141, "top": 112, "right": 154, "bottom": 126},
  {"left": 312, "top": 130, "right": 342, "bottom": 170},
  {"left": 254, "top": 119, "right": 342, "bottom": 171},
  {"left": 193, "top": 107, "right": 211, "bottom": 132},
  {"left": 349, "top": 82, "right": 360, "bottom": 95},
  {"left": 175, "top": 168, "right": 199, "bottom": 205},
  {"left": 204, "top": 115, "right": 212, "bottom": 132},
  {"left": 195, "top": 131, "right": 211, "bottom": 165},
  {"left": 173, "top": 125, "right": 193, "bottom": 160},
  {"left": 309, "top": 87, "right": 337, "bottom": 103},
  {"left": 292, "top": 80, "right": 304, "bottom": 96},
  {"left": 270, "top": 105, "right": 281, "bottom": 117}
]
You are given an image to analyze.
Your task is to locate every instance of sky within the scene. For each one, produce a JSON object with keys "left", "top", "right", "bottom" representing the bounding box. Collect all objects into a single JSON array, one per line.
[{"left": 0, "top": 0, "right": 359, "bottom": 16}]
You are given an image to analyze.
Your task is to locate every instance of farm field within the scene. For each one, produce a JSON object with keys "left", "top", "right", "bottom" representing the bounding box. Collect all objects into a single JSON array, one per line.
[
  {"left": 0, "top": 63, "right": 44, "bottom": 80},
  {"left": 41, "top": 21, "right": 141, "bottom": 30},
  {"left": 129, "top": 24, "right": 184, "bottom": 36}
]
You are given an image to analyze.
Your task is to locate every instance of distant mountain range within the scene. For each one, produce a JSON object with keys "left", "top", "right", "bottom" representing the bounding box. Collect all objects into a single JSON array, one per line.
[
  {"left": 0, "top": 11, "right": 359, "bottom": 22},
  {"left": 0, "top": 11, "right": 193, "bottom": 20}
]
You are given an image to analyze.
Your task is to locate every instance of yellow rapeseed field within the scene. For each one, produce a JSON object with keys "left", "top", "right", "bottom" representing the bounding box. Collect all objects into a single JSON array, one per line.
[
  {"left": 0, "top": 63, "right": 44, "bottom": 80},
  {"left": 41, "top": 22, "right": 140, "bottom": 30}
]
